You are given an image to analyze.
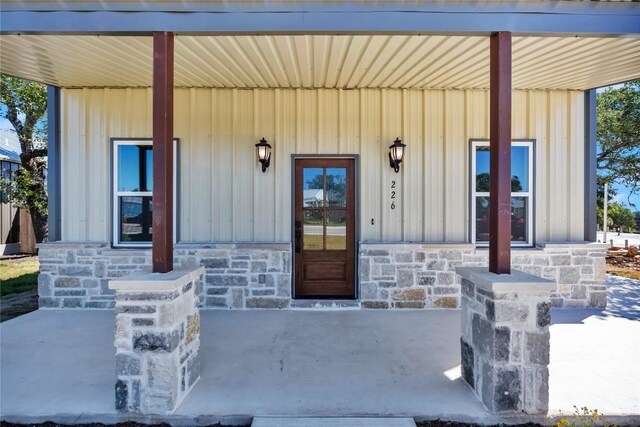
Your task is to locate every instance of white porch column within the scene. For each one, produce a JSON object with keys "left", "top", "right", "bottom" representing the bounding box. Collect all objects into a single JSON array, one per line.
[
  {"left": 109, "top": 267, "right": 204, "bottom": 414},
  {"left": 457, "top": 267, "right": 555, "bottom": 414}
]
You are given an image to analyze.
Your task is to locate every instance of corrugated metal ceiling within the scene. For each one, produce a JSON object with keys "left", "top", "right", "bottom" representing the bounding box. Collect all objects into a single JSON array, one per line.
[{"left": 0, "top": 34, "right": 638, "bottom": 90}]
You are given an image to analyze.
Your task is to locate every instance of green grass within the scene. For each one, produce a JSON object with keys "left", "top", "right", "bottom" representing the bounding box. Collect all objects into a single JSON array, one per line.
[
  {"left": 0, "top": 258, "right": 39, "bottom": 296},
  {"left": 304, "top": 235, "right": 346, "bottom": 250}
]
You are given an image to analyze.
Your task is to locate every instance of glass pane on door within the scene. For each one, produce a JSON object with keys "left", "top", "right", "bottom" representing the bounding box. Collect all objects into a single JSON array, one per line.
[
  {"left": 303, "top": 210, "right": 324, "bottom": 250},
  {"left": 326, "top": 168, "right": 347, "bottom": 207},
  {"left": 326, "top": 210, "right": 347, "bottom": 250},
  {"left": 303, "top": 168, "right": 324, "bottom": 207}
]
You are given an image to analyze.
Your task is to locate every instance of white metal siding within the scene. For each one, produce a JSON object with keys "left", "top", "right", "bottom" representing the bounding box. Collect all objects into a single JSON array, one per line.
[{"left": 60, "top": 87, "right": 585, "bottom": 244}]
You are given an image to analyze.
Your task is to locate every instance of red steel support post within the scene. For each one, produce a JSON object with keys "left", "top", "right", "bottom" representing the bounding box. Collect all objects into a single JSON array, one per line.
[
  {"left": 489, "top": 31, "right": 512, "bottom": 274},
  {"left": 152, "top": 31, "right": 174, "bottom": 273}
]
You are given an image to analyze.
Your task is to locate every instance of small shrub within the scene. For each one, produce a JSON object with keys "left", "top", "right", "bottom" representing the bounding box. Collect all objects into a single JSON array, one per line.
[{"left": 554, "top": 406, "right": 617, "bottom": 427}]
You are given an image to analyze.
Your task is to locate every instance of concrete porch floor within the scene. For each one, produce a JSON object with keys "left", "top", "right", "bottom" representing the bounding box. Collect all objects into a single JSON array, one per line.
[{"left": 1, "top": 276, "right": 639, "bottom": 425}]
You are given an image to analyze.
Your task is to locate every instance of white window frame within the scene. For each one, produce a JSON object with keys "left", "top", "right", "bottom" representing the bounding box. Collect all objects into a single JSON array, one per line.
[
  {"left": 470, "top": 139, "right": 534, "bottom": 247},
  {"left": 112, "top": 139, "right": 178, "bottom": 248}
]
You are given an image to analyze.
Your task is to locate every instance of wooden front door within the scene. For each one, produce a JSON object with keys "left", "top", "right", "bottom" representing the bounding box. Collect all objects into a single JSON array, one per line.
[{"left": 294, "top": 158, "right": 356, "bottom": 298}]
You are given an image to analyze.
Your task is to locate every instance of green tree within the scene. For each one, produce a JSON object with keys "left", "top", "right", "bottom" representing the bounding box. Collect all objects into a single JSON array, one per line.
[
  {"left": 597, "top": 81, "right": 640, "bottom": 207},
  {"left": 475, "top": 172, "right": 523, "bottom": 192},
  {"left": 0, "top": 75, "right": 48, "bottom": 242},
  {"left": 608, "top": 203, "right": 636, "bottom": 232},
  {"left": 307, "top": 172, "right": 346, "bottom": 207}
]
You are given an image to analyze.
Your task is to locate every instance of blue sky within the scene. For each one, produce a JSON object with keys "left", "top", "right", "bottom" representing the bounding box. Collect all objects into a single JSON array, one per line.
[
  {"left": 611, "top": 184, "right": 639, "bottom": 209},
  {"left": 0, "top": 105, "right": 22, "bottom": 155},
  {"left": 118, "top": 145, "right": 153, "bottom": 192},
  {"left": 476, "top": 145, "right": 530, "bottom": 192}
]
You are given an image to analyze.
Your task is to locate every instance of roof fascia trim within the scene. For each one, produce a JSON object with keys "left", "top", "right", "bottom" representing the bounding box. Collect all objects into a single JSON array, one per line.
[
  {"left": 1, "top": 1, "right": 639, "bottom": 15},
  {"left": 2, "top": 10, "right": 640, "bottom": 36}
]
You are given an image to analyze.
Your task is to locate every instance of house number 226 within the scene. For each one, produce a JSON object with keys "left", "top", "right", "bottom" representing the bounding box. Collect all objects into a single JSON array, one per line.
[{"left": 391, "top": 181, "right": 396, "bottom": 210}]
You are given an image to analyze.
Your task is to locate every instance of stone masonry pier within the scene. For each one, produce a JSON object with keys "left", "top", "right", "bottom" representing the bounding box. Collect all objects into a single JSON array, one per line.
[
  {"left": 457, "top": 267, "right": 555, "bottom": 414},
  {"left": 109, "top": 267, "right": 204, "bottom": 414}
]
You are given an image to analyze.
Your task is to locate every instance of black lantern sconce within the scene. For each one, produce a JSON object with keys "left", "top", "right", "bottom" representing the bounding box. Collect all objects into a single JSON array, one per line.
[
  {"left": 255, "top": 137, "right": 272, "bottom": 173},
  {"left": 388, "top": 137, "right": 406, "bottom": 173}
]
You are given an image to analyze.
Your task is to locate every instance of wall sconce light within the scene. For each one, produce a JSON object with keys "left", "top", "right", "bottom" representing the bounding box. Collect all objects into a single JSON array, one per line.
[
  {"left": 255, "top": 137, "right": 272, "bottom": 173},
  {"left": 388, "top": 137, "right": 406, "bottom": 173}
]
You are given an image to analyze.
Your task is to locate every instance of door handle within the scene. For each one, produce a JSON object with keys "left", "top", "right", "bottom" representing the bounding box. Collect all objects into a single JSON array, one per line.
[{"left": 295, "top": 221, "right": 302, "bottom": 253}]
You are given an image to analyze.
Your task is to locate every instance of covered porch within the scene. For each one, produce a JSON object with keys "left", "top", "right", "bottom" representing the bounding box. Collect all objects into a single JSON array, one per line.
[
  {"left": 1, "top": 275, "right": 639, "bottom": 425},
  {"left": 1, "top": 0, "right": 640, "bottom": 421}
]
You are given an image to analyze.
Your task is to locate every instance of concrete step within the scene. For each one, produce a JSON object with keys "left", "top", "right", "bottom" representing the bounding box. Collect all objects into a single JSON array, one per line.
[
  {"left": 251, "top": 417, "right": 416, "bottom": 427},
  {"left": 290, "top": 300, "right": 361, "bottom": 309}
]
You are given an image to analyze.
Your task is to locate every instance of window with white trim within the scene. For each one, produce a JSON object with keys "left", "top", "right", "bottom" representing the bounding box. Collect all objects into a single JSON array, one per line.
[
  {"left": 112, "top": 139, "right": 177, "bottom": 247},
  {"left": 471, "top": 140, "right": 534, "bottom": 247}
]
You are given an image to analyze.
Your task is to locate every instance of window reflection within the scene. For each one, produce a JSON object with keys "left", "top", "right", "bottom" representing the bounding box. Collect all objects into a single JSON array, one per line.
[
  {"left": 118, "top": 145, "right": 153, "bottom": 192},
  {"left": 326, "top": 168, "right": 346, "bottom": 207},
  {"left": 475, "top": 145, "right": 529, "bottom": 192},
  {"left": 119, "top": 196, "right": 153, "bottom": 242},
  {"left": 475, "top": 196, "right": 490, "bottom": 242},
  {"left": 303, "top": 168, "right": 324, "bottom": 207},
  {"left": 301, "top": 166, "right": 349, "bottom": 251},
  {"left": 303, "top": 210, "right": 324, "bottom": 250},
  {"left": 511, "top": 147, "right": 529, "bottom": 192},
  {"left": 326, "top": 210, "right": 347, "bottom": 250},
  {"left": 511, "top": 197, "right": 528, "bottom": 242},
  {"left": 475, "top": 196, "right": 528, "bottom": 243}
]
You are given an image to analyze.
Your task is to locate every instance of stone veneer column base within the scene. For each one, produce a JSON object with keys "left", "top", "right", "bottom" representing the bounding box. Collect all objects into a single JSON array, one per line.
[
  {"left": 109, "top": 267, "right": 204, "bottom": 414},
  {"left": 456, "top": 267, "right": 555, "bottom": 415}
]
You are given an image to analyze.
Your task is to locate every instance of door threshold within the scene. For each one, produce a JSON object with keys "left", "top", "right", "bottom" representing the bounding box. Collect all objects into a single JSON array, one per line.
[{"left": 290, "top": 299, "right": 361, "bottom": 310}]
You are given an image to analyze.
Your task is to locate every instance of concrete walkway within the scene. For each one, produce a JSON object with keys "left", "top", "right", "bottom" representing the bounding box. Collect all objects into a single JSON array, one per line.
[
  {"left": 251, "top": 418, "right": 416, "bottom": 427},
  {"left": 596, "top": 231, "right": 640, "bottom": 248},
  {"left": 1, "top": 276, "right": 639, "bottom": 425},
  {"left": 549, "top": 275, "right": 640, "bottom": 417}
]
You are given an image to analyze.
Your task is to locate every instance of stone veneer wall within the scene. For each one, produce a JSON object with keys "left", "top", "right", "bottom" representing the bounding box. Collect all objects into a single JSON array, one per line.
[
  {"left": 38, "top": 242, "right": 291, "bottom": 309},
  {"left": 359, "top": 242, "right": 607, "bottom": 309},
  {"left": 38, "top": 241, "right": 606, "bottom": 310}
]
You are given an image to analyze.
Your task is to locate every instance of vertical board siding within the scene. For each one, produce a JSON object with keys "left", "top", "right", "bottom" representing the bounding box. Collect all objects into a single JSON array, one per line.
[
  {"left": 444, "top": 90, "right": 467, "bottom": 242},
  {"left": 549, "top": 91, "right": 569, "bottom": 240},
  {"left": 381, "top": 89, "right": 402, "bottom": 241},
  {"left": 61, "top": 89, "right": 86, "bottom": 241},
  {"left": 253, "top": 89, "right": 276, "bottom": 242},
  {"left": 424, "top": 90, "right": 445, "bottom": 242},
  {"left": 361, "top": 89, "right": 382, "bottom": 241},
  {"left": 60, "top": 87, "right": 585, "bottom": 244},
  {"left": 85, "top": 89, "right": 107, "bottom": 241},
  {"left": 402, "top": 90, "right": 424, "bottom": 241},
  {"left": 529, "top": 90, "right": 550, "bottom": 242},
  {"left": 569, "top": 91, "right": 585, "bottom": 241},
  {"left": 234, "top": 90, "right": 255, "bottom": 242}
]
